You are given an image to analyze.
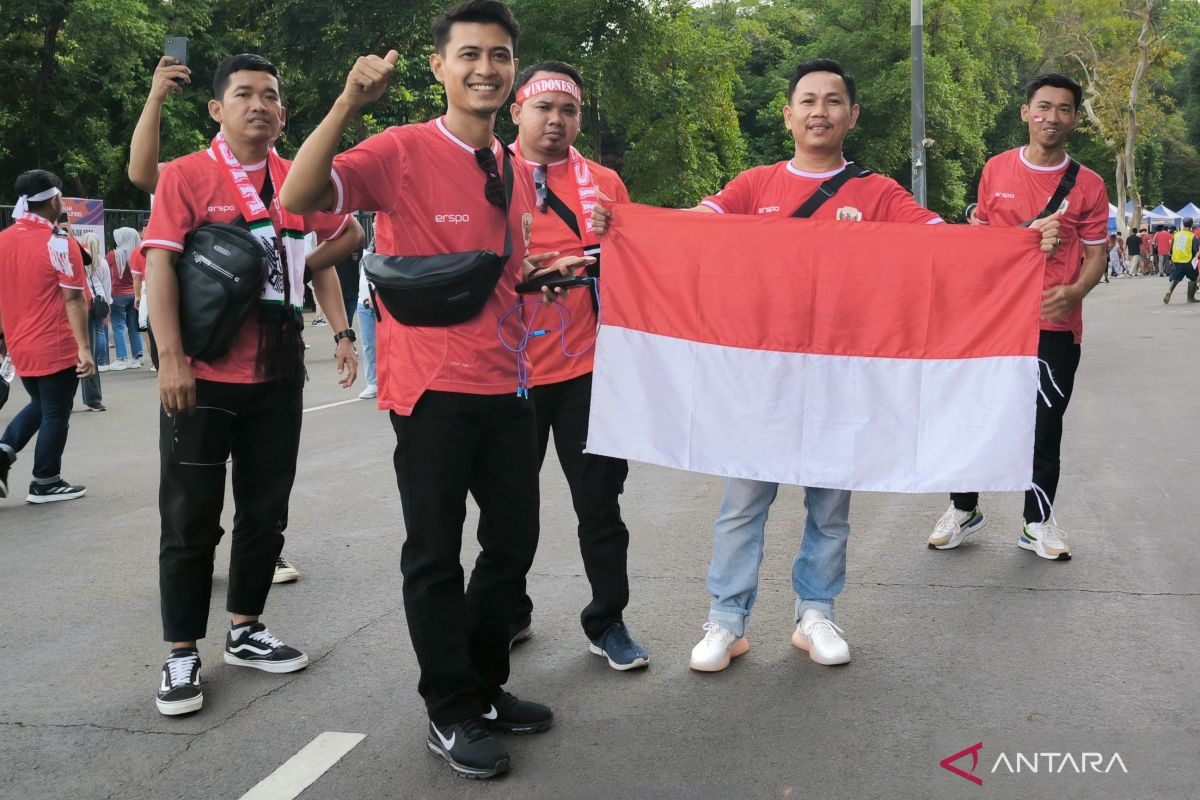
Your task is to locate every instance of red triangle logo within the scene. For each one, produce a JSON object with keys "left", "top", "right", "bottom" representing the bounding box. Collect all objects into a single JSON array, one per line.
[{"left": 940, "top": 741, "right": 984, "bottom": 786}]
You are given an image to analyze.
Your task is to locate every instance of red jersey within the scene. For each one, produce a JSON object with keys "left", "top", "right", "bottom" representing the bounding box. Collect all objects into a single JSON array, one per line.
[
  {"left": 976, "top": 148, "right": 1109, "bottom": 342},
  {"left": 330, "top": 117, "right": 537, "bottom": 415},
  {"left": 1154, "top": 230, "right": 1172, "bottom": 257},
  {"left": 1139, "top": 232, "right": 1151, "bottom": 255},
  {"left": 0, "top": 218, "right": 86, "bottom": 377},
  {"left": 129, "top": 248, "right": 147, "bottom": 278},
  {"left": 106, "top": 251, "right": 135, "bottom": 297},
  {"left": 523, "top": 153, "right": 629, "bottom": 386},
  {"left": 702, "top": 160, "right": 942, "bottom": 225},
  {"left": 144, "top": 148, "right": 351, "bottom": 384}
]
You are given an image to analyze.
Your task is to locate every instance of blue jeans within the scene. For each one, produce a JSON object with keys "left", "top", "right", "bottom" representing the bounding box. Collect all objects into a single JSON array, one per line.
[
  {"left": 0, "top": 367, "right": 79, "bottom": 482},
  {"left": 707, "top": 478, "right": 852, "bottom": 637},
  {"left": 81, "top": 309, "right": 105, "bottom": 406},
  {"left": 110, "top": 296, "right": 143, "bottom": 362},
  {"left": 356, "top": 301, "right": 377, "bottom": 387},
  {"left": 92, "top": 316, "right": 109, "bottom": 367}
]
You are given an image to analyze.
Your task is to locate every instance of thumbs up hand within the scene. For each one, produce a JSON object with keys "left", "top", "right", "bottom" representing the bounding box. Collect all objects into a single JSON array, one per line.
[{"left": 342, "top": 50, "right": 399, "bottom": 110}]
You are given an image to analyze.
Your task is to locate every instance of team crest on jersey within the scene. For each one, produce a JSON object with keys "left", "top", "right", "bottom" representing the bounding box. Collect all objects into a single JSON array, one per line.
[{"left": 522, "top": 213, "right": 533, "bottom": 247}]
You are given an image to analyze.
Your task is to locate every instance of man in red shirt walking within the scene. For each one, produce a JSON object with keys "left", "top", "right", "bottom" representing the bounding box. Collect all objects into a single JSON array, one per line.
[
  {"left": 927, "top": 74, "right": 1109, "bottom": 560},
  {"left": 498, "top": 61, "right": 648, "bottom": 669},
  {"left": 0, "top": 170, "right": 95, "bottom": 503}
]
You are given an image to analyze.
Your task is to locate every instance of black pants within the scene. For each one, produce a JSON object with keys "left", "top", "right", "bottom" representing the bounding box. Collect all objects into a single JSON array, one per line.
[
  {"left": 391, "top": 391, "right": 540, "bottom": 726},
  {"left": 159, "top": 379, "right": 303, "bottom": 642},
  {"left": 510, "top": 372, "right": 631, "bottom": 640},
  {"left": 952, "top": 330, "right": 1081, "bottom": 523},
  {"left": 0, "top": 367, "right": 78, "bottom": 481}
]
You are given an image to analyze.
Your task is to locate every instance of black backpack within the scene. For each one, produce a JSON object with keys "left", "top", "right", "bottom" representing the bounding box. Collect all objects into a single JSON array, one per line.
[{"left": 175, "top": 223, "right": 269, "bottom": 362}]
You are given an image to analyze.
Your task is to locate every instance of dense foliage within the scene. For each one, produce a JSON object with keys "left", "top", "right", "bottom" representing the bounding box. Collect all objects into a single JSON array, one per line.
[{"left": 2, "top": 0, "right": 1197, "bottom": 216}]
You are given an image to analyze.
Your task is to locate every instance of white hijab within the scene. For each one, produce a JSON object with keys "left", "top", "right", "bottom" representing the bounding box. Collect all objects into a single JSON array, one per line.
[{"left": 113, "top": 227, "right": 140, "bottom": 278}]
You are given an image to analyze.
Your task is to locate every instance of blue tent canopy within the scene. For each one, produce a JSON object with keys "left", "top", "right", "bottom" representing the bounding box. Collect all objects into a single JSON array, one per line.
[
  {"left": 1148, "top": 204, "right": 1176, "bottom": 222},
  {"left": 1175, "top": 202, "right": 1200, "bottom": 222}
]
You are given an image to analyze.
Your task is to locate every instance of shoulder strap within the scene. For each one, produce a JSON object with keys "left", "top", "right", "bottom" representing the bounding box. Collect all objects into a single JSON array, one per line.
[
  {"left": 500, "top": 144, "right": 514, "bottom": 261},
  {"left": 544, "top": 184, "right": 582, "bottom": 240},
  {"left": 791, "top": 162, "right": 873, "bottom": 219},
  {"left": 1037, "top": 159, "right": 1079, "bottom": 220}
]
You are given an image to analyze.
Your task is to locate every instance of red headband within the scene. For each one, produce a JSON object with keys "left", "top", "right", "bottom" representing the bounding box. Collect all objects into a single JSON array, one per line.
[{"left": 516, "top": 77, "right": 582, "bottom": 105}]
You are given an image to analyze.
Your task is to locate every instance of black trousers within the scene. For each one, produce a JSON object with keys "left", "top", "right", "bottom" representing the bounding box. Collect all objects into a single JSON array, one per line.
[
  {"left": 510, "top": 372, "right": 631, "bottom": 640},
  {"left": 159, "top": 379, "right": 303, "bottom": 642},
  {"left": 391, "top": 391, "right": 540, "bottom": 726},
  {"left": 952, "top": 330, "right": 1081, "bottom": 523}
]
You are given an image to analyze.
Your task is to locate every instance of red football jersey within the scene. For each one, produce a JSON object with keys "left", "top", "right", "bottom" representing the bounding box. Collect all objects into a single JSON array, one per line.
[{"left": 331, "top": 117, "right": 537, "bottom": 415}]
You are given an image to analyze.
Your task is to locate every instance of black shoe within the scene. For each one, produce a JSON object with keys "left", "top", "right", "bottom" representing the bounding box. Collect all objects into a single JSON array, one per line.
[
  {"left": 223, "top": 622, "right": 308, "bottom": 673},
  {"left": 427, "top": 718, "right": 510, "bottom": 779},
  {"left": 482, "top": 691, "right": 553, "bottom": 735},
  {"left": 508, "top": 618, "right": 533, "bottom": 650},
  {"left": 272, "top": 556, "right": 300, "bottom": 584},
  {"left": 156, "top": 649, "right": 202, "bottom": 716},
  {"left": 25, "top": 479, "right": 86, "bottom": 504},
  {"left": 0, "top": 453, "right": 9, "bottom": 499},
  {"left": 85, "top": 402, "right": 106, "bottom": 412}
]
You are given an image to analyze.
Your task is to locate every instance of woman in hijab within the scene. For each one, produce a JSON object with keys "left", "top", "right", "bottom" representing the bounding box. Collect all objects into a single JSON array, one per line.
[
  {"left": 80, "top": 232, "right": 108, "bottom": 410},
  {"left": 106, "top": 227, "right": 144, "bottom": 370}
]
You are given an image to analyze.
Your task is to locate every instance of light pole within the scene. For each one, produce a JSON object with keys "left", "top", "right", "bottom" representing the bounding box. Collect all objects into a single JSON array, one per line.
[{"left": 911, "top": 0, "right": 927, "bottom": 207}]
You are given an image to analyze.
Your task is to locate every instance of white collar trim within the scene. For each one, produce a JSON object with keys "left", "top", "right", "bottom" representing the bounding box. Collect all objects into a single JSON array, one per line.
[
  {"left": 205, "top": 148, "right": 266, "bottom": 171},
  {"left": 436, "top": 117, "right": 501, "bottom": 156},
  {"left": 1018, "top": 147, "right": 1069, "bottom": 173},
  {"left": 787, "top": 159, "right": 849, "bottom": 179}
]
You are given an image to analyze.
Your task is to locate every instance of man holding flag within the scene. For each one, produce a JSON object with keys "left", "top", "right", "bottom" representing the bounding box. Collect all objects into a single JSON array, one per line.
[
  {"left": 593, "top": 59, "right": 1062, "bottom": 673},
  {"left": 926, "top": 74, "right": 1108, "bottom": 561}
]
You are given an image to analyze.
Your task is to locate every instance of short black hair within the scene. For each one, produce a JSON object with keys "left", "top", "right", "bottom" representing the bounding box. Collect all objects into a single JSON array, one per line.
[
  {"left": 1024, "top": 73, "right": 1082, "bottom": 110},
  {"left": 213, "top": 53, "right": 281, "bottom": 100},
  {"left": 1186, "top": 218, "right": 1194, "bottom": 229},
  {"left": 432, "top": 0, "right": 519, "bottom": 55},
  {"left": 14, "top": 169, "right": 63, "bottom": 211},
  {"left": 515, "top": 61, "right": 583, "bottom": 94},
  {"left": 788, "top": 59, "right": 856, "bottom": 105}
]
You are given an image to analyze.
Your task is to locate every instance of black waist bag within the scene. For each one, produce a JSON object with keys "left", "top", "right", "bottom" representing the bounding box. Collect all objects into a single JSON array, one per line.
[
  {"left": 176, "top": 223, "right": 268, "bottom": 362},
  {"left": 364, "top": 146, "right": 514, "bottom": 328}
]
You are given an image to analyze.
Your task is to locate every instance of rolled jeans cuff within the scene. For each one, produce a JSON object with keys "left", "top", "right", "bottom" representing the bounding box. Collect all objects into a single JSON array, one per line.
[
  {"left": 796, "top": 599, "right": 835, "bottom": 624},
  {"left": 708, "top": 604, "right": 751, "bottom": 638}
]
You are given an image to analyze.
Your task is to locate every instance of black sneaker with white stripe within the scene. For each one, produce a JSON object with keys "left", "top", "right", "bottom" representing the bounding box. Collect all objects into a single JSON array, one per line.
[
  {"left": 427, "top": 718, "right": 510, "bottom": 779},
  {"left": 223, "top": 622, "right": 308, "bottom": 673},
  {"left": 156, "top": 648, "right": 202, "bottom": 716},
  {"left": 25, "top": 479, "right": 86, "bottom": 504},
  {"left": 482, "top": 691, "right": 553, "bottom": 734}
]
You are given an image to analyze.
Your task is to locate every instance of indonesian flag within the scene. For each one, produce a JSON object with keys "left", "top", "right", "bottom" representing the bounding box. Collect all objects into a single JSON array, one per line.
[{"left": 587, "top": 204, "right": 1046, "bottom": 493}]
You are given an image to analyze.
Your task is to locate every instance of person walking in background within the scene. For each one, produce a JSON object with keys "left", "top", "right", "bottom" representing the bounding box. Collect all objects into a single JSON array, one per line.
[
  {"left": 1124, "top": 227, "right": 1141, "bottom": 277},
  {"left": 0, "top": 170, "right": 96, "bottom": 504},
  {"left": 355, "top": 263, "right": 377, "bottom": 400},
  {"left": 79, "top": 232, "right": 108, "bottom": 411},
  {"left": 1163, "top": 218, "right": 1199, "bottom": 304},
  {"left": 1154, "top": 225, "right": 1173, "bottom": 276},
  {"left": 106, "top": 227, "right": 144, "bottom": 370}
]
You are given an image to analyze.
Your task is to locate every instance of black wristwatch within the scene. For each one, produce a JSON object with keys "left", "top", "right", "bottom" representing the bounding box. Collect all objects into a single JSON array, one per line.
[{"left": 333, "top": 329, "right": 357, "bottom": 345}]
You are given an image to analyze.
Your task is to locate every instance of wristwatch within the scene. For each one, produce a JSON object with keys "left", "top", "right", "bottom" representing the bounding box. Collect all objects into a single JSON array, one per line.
[{"left": 333, "top": 329, "right": 357, "bottom": 345}]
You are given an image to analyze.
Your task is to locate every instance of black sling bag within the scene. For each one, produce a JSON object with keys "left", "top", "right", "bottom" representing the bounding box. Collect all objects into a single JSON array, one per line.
[
  {"left": 364, "top": 146, "right": 515, "bottom": 328},
  {"left": 791, "top": 162, "right": 873, "bottom": 218}
]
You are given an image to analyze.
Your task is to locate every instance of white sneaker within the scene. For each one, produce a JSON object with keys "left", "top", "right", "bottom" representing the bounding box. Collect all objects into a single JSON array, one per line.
[
  {"left": 791, "top": 610, "right": 850, "bottom": 666},
  {"left": 1019, "top": 521, "right": 1071, "bottom": 561},
  {"left": 108, "top": 360, "right": 127, "bottom": 371},
  {"left": 689, "top": 622, "right": 749, "bottom": 672},
  {"left": 358, "top": 384, "right": 378, "bottom": 400},
  {"left": 927, "top": 504, "right": 987, "bottom": 549},
  {"left": 127, "top": 357, "right": 142, "bottom": 369},
  {"left": 98, "top": 363, "right": 111, "bottom": 373}
]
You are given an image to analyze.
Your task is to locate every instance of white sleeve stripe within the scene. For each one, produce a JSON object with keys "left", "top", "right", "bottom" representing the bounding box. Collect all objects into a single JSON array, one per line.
[
  {"left": 143, "top": 239, "right": 184, "bottom": 251},
  {"left": 330, "top": 169, "right": 346, "bottom": 215},
  {"left": 325, "top": 215, "right": 351, "bottom": 242},
  {"left": 1081, "top": 238, "right": 1108, "bottom": 245},
  {"left": 927, "top": 218, "right": 945, "bottom": 224},
  {"left": 699, "top": 200, "right": 725, "bottom": 214},
  {"left": 59, "top": 283, "right": 83, "bottom": 290}
]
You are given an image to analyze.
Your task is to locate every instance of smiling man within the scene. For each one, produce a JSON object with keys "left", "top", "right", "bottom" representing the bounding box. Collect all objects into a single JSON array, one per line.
[
  {"left": 143, "top": 53, "right": 361, "bottom": 719},
  {"left": 281, "top": 0, "right": 579, "bottom": 781},
  {"left": 926, "top": 73, "right": 1108, "bottom": 561}
]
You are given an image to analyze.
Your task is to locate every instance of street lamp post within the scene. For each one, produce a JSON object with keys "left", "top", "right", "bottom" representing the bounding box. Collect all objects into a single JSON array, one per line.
[{"left": 911, "top": 0, "right": 927, "bottom": 208}]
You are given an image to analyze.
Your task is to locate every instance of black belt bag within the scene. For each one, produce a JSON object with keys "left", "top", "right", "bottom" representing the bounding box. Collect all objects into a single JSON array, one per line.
[
  {"left": 175, "top": 222, "right": 269, "bottom": 362},
  {"left": 364, "top": 146, "right": 514, "bottom": 328}
]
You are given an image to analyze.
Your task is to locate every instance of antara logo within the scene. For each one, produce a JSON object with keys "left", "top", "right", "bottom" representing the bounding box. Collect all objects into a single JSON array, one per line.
[{"left": 940, "top": 742, "right": 1129, "bottom": 785}]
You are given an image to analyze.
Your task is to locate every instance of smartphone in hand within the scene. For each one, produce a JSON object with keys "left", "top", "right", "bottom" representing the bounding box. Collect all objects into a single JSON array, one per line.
[{"left": 164, "top": 37, "right": 188, "bottom": 86}]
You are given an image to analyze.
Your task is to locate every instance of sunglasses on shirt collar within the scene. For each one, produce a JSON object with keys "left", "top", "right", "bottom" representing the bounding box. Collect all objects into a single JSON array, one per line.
[
  {"left": 473, "top": 147, "right": 506, "bottom": 209},
  {"left": 533, "top": 164, "right": 549, "bottom": 213}
]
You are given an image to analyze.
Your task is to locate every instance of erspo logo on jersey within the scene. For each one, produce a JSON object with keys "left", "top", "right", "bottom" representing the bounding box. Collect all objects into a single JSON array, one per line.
[{"left": 435, "top": 214, "right": 471, "bottom": 224}]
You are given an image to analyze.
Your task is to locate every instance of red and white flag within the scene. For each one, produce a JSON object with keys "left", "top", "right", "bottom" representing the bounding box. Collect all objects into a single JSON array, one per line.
[{"left": 587, "top": 204, "right": 1045, "bottom": 493}]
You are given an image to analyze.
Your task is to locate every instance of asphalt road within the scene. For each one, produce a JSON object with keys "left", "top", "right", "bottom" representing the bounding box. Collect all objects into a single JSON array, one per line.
[{"left": 1, "top": 276, "right": 1197, "bottom": 800}]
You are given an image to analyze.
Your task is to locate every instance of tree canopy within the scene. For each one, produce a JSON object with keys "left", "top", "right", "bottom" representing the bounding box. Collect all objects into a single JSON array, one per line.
[{"left": 2, "top": 0, "right": 1197, "bottom": 217}]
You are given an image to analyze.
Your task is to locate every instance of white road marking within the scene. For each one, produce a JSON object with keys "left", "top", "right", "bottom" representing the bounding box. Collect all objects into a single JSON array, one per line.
[
  {"left": 238, "top": 731, "right": 367, "bottom": 800},
  {"left": 302, "top": 398, "right": 361, "bottom": 414}
]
